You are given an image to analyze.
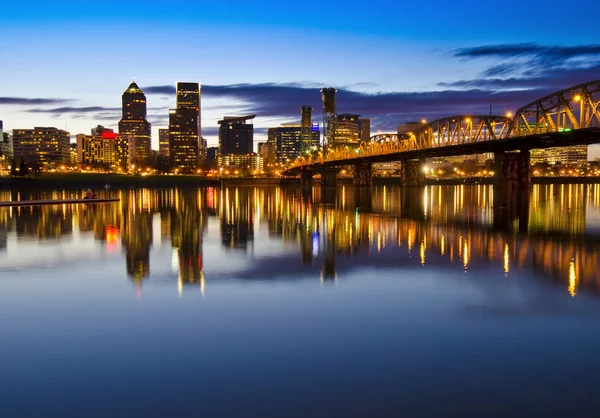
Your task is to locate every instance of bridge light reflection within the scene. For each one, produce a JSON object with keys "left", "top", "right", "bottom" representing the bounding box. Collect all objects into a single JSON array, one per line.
[
  {"left": 504, "top": 243, "right": 510, "bottom": 275},
  {"left": 569, "top": 260, "right": 577, "bottom": 297}
]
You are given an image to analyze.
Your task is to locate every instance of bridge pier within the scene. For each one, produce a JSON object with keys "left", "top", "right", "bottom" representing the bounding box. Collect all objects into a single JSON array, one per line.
[
  {"left": 493, "top": 187, "right": 530, "bottom": 232},
  {"left": 353, "top": 162, "right": 373, "bottom": 187},
  {"left": 321, "top": 167, "right": 337, "bottom": 188},
  {"left": 401, "top": 159, "right": 425, "bottom": 187},
  {"left": 494, "top": 150, "right": 530, "bottom": 189},
  {"left": 300, "top": 169, "right": 313, "bottom": 189}
]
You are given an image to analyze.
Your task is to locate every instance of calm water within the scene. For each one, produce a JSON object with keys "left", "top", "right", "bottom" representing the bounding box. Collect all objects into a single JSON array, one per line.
[{"left": 2, "top": 185, "right": 600, "bottom": 417}]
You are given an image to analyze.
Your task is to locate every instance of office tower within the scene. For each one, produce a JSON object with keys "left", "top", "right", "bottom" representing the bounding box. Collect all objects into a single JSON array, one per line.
[
  {"left": 76, "top": 125, "right": 129, "bottom": 169},
  {"left": 268, "top": 123, "right": 320, "bottom": 162},
  {"left": 206, "top": 146, "right": 219, "bottom": 163},
  {"left": 333, "top": 114, "right": 366, "bottom": 149},
  {"left": 0, "top": 121, "right": 12, "bottom": 160},
  {"left": 119, "top": 80, "right": 151, "bottom": 165},
  {"left": 69, "top": 143, "right": 77, "bottom": 165},
  {"left": 158, "top": 129, "right": 170, "bottom": 158},
  {"left": 359, "top": 118, "right": 371, "bottom": 142},
  {"left": 12, "top": 127, "right": 70, "bottom": 165},
  {"left": 218, "top": 114, "right": 255, "bottom": 156},
  {"left": 169, "top": 82, "right": 201, "bottom": 168}
]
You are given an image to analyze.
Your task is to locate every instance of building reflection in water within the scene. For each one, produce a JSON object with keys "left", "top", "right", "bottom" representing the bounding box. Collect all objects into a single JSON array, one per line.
[{"left": 1, "top": 184, "right": 600, "bottom": 298}]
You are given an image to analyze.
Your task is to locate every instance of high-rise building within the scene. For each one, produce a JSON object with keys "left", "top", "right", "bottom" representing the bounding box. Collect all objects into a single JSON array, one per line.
[
  {"left": 218, "top": 114, "right": 255, "bottom": 156},
  {"left": 76, "top": 126, "right": 129, "bottom": 169},
  {"left": 0, "top": 121, "right": 12, "bottom": 160},
  {"left": 267, "top": 123, "right": 320, "bottom": 162},
  {"left": 158, "top": 129, "right": 170, "bottom": 158},
  {"left": 531, "top": 146, "right": 588, "bottom": 165},
  {"left": 332, "top": 114, "right": 367, "bottom": 149},
  {"left": 12, "top": 127, "right": 70, "bottom": 165},
  {"left": 359, "top": 118, "right": 371, "bottom": 142},
  {"left": 169, "top": 82, "right": 201, "bottom": 168},
  {"left": 119, "top": 80, "right": 151, "bottom": 165}
]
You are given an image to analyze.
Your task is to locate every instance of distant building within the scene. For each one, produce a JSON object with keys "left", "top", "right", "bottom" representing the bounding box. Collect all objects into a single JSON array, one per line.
[
  {"left": 331, "top": 114, "right": 368, "bottom": 148},
  {"left": 218, "top": 153, "right": 264, "bottom": 172},
  {"left": 12, "top": 127, "right": 70, "bottom": 165},
  {"left": 359, "top": 118, "right": 371, "bottom": 142},
  {"left": 201, "top": 137, "right": 208, "bottom": 157},
  {"left": 218, "top": 114, "right": 255, "bottom": 156},
  {"left": 397, "top": 122, "right": 420, "bottom": 135},
  {"left": 267, "top": 123, "right": 320, "bottom": 162},
  {"left": 206, "top": 146, "right": 219, "bottom": 162},
  {"left": 169, "top": 82, "right": 201, "bottom": 168},
  {"left": 158, "top": 129, "right": 170, "bottom": 158},
  {"left": 531, "top": 146, "right": 588, "bottom": 165},
  {"left": 0, "top": 121, "right": 13, "bottom": 160},
  {"left": 119, "top": 81, "right": 151, "bottom": 165},
  {"left": 76, "top": 126, "right": 129, "bottom": 169},
  {"left": 69, "top": 143, "right": 77, "bottom": 165}
]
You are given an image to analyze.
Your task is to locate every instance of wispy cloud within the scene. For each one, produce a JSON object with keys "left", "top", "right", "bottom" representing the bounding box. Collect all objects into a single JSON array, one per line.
[
  {"left": 24, "top": 106, "right": 120, "bottom": 114},
  {"left": 0, "top": 97, "right": 72, "bottom": 105},
  {"left": 453, "top": 43, "right": 600, "bottom": 61}
]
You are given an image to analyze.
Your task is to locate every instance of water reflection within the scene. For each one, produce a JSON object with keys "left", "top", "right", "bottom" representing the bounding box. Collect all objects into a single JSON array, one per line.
[{"left": 1, "top": 185, "right": 600, "bottom": 297}]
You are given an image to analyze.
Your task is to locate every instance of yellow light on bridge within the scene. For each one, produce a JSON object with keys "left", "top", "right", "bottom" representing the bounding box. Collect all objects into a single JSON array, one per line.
[
  {"left": 421, "top": 119, "right": 427, "bottom": 124},
  {"left": 574, "top": 95, "right": 582, "bottom": 102},
  {"left": 506, "top": 111, "right": 513, "bottom": 118},
  {"left": 465, "top": 117, "right": 471, "bottom": 123}
]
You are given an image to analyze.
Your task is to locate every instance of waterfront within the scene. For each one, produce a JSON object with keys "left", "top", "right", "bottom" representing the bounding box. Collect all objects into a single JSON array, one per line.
[{"left": 2, "top": 185, "right": 600, "bottom": 417}]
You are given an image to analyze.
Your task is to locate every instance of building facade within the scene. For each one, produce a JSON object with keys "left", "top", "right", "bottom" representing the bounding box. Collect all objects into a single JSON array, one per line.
[
  {"left": 118, "top": 81, "right": 151, "bottom": 165},
  {"left": 76, "top": 126, "right": 129, "bottom": 169},
  {"left": 158, "top": 129, "right": 170, "bottom": 158},
  {"left": 217, "top": 153, "right": 264, "bottom": 172},
  {"left": 330, "top": 114, "right": 369, "bottom": 149},
  {"left": 531, "top": 146, "right": 588, "bottom": 165},
  {"left": 169, "top": 82, "right": 201, "bottom": 168},
  {"left": 218, "top": 115, "right": 255, "bottom": 156},
  {"left": 267, "top": 123, "right": 320, "bottom": 162},
  {"left": 12, "top": 127, "right": 70, "bottom": 165}
]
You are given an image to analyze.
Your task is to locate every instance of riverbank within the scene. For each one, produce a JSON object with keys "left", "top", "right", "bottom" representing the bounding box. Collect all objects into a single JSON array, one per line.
[{"left": 1, "top": 173, "right": 599, "bottom": 190}]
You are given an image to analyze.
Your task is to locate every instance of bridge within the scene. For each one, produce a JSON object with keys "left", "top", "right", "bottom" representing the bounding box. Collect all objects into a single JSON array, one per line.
[{"left": 283, "top": 79, "right": 600, "bottom": 188}]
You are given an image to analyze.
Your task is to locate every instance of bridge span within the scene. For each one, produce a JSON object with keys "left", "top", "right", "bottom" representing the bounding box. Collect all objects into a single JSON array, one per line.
[{"left": 284, "top": 79, "right": 600, "bottom": 188}]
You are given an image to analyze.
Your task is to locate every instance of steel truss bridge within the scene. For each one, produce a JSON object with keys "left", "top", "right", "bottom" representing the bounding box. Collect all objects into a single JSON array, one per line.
[{"left": 284, "top": 79, "right": 600, "bottom": 176}]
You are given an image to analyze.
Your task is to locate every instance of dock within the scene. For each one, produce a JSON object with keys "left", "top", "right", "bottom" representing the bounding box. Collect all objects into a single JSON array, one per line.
[{"left": 0, "top": 198, "right": 120, "bottom": 207}]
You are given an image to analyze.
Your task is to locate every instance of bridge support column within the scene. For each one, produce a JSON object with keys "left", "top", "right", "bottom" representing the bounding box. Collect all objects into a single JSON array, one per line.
[
  {"left": 494, "top": 150, "right": 530, "bottom": 189},
  {"left": 321, "top": 167, "right": 337, "bottom": 188},
  {"left": 300, "top": 169, "right": 313, "bottom": 189},
  {"left": 401, "top": 159, "right": 425, "bottom": 187},
  {"left": 353, "top": 162, "right": 372, "bottom": 187}
]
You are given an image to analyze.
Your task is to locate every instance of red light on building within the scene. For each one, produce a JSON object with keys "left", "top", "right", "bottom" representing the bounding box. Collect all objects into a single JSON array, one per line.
[{"left": 102, "top": 132, "right": 118, "bottom": 139}]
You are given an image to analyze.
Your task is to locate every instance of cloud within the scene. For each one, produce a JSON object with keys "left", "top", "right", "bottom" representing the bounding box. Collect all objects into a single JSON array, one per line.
[
  {"left": 144, "top": 80, "right": 575, "bottom": 132},
  {"left": 0, "top": 97, "right": 71, "bottom": 105},
  {"left": 454, "top": 43, "right": 600, "bottom": 60},
  {"left": 441, "top": 42, "right": 600, "bottom": 95},
  {"left": 144, "top": 85, "right": 176, "bottom": 95},
  {"left": 24, "top": 106, "right": 120, "bottom": 114}
]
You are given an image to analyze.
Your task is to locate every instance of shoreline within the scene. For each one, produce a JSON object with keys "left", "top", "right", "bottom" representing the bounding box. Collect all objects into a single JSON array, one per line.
[{"left": 1, "top": 173, "right": 599, "bottom": 190}]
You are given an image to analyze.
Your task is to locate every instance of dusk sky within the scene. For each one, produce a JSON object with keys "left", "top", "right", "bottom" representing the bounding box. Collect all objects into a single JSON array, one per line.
[{"left": 1, "top": 0, "right": 599, "bottom": 156}]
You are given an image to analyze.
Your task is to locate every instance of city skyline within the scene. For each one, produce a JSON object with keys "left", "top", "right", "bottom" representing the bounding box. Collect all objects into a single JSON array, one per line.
[{"left": 1, "top": 0, "right": 600, "bottom": 156}]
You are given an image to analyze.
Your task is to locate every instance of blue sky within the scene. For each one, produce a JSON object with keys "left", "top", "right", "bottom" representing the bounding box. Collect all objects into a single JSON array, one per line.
[{"left": 1, "top": 0, "right": 599, "bottom": 156}]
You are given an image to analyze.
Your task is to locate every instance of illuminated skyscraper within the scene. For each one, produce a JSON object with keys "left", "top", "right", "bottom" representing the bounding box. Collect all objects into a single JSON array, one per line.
[
  {"left": 158, "top": 128, "right": 170, "bottom": 158},
  {"left": 268, "top": 123, "right": 320, "bottom": 162},
  {"left": 218, "top": 114, "right": 255, "bottom": 156},
  {"left": 169, "top": 82, "right": 201, "bottom": 168},
  {"left": 119, "top": 80, "right": 151, "bottom": 165}
]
